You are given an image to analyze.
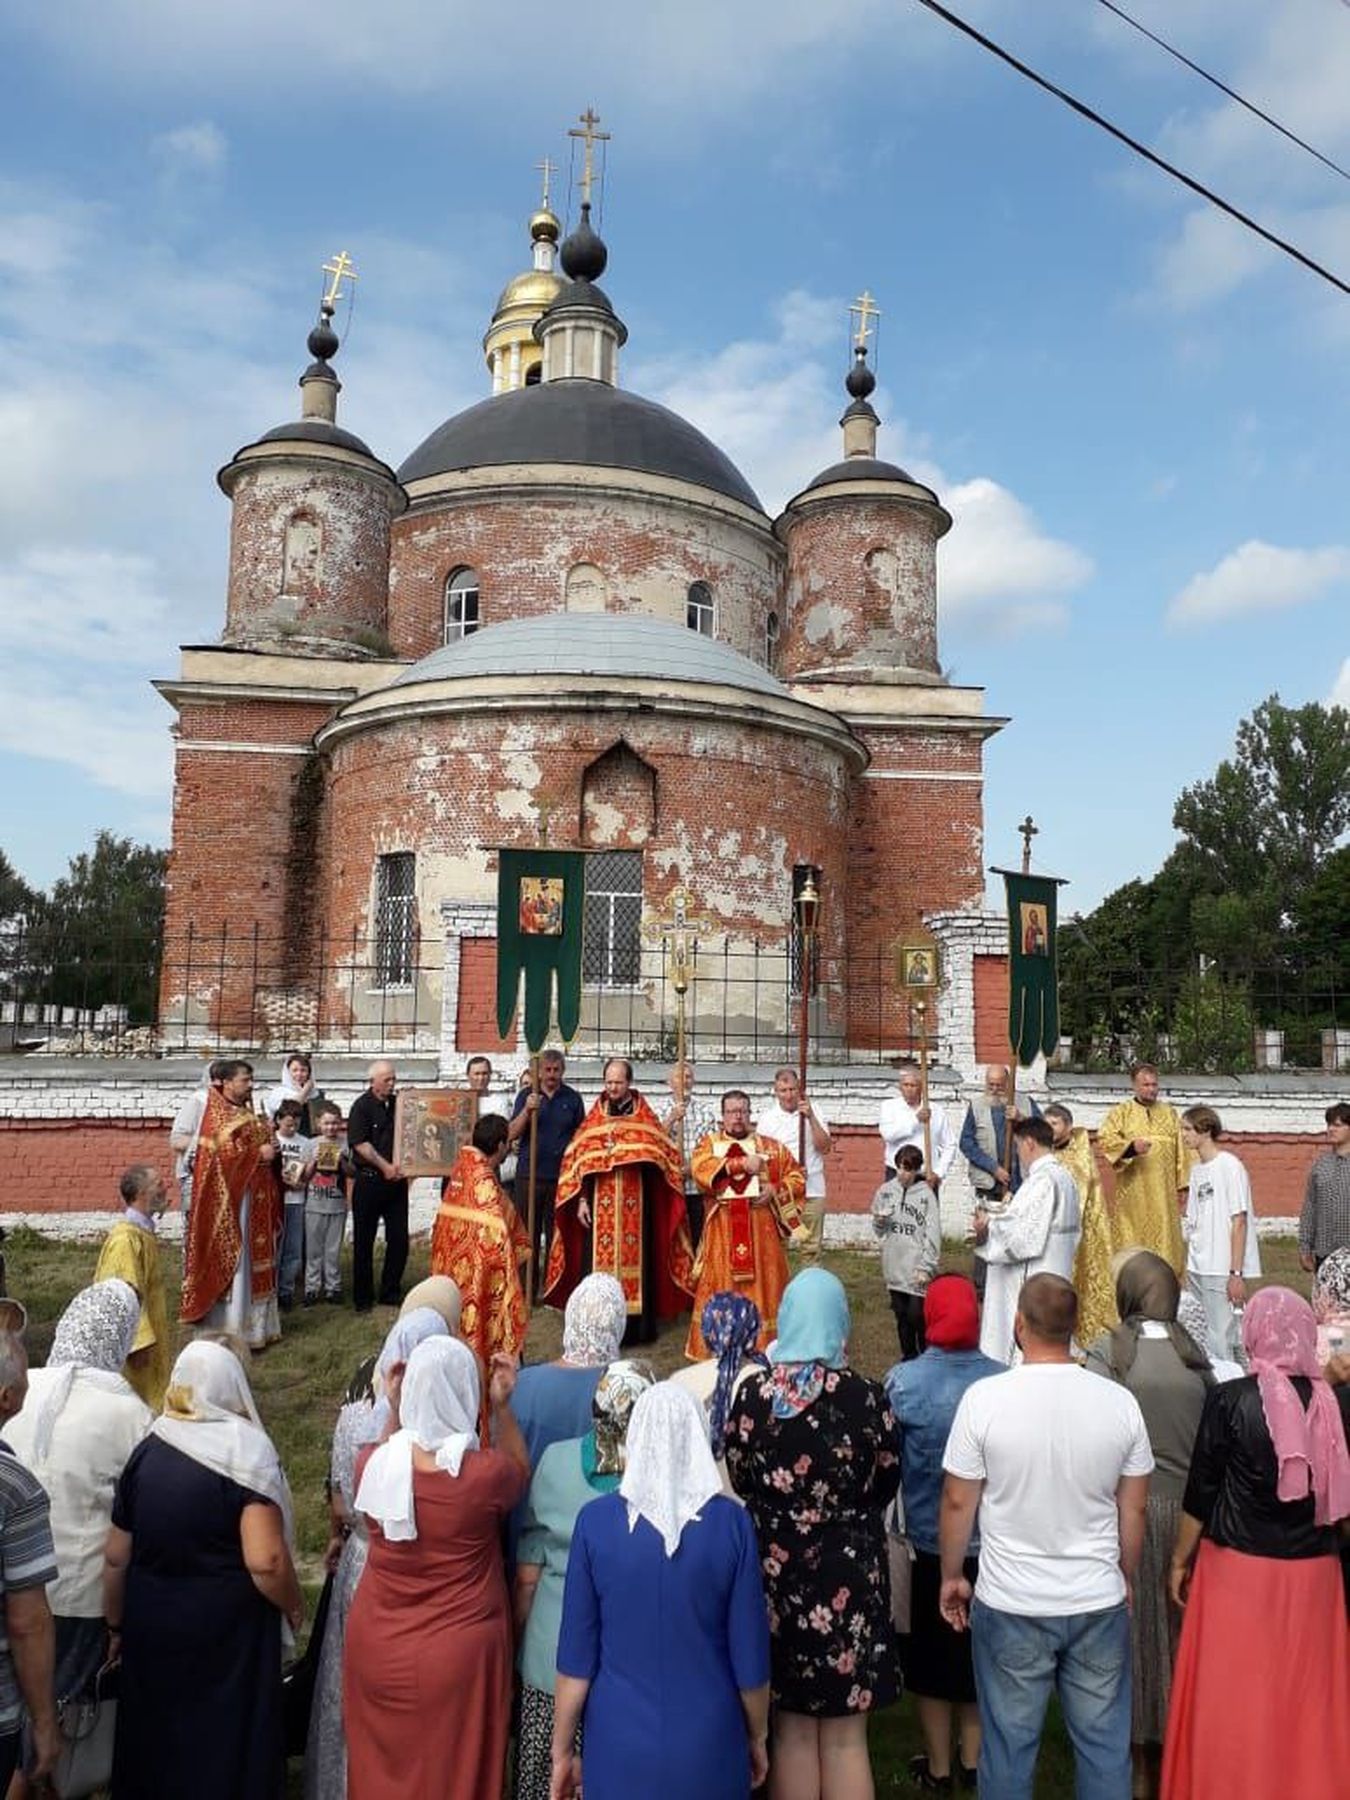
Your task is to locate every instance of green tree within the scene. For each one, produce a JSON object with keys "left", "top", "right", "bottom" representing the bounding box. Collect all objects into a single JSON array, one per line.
[{"left": 30, "top": 834, "right": 167, "bottom": 1020}]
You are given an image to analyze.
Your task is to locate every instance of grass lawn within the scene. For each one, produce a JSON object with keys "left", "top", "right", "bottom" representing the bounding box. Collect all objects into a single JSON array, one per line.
[{"left": 4, "top": 1225, "right": 1309, "bottom": 1797}]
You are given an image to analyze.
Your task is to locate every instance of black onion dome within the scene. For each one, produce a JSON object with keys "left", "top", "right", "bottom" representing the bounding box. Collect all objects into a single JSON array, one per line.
[
  {"left": 307, "top": 319, "right": 340, "bottom": 361},
  {"left": 560, "top": 202, "right": 608, "bottom": 281},
  {"left": 803, "top": 457, "right": 935, "bottom": 495},
  {"left": 845, "top": 347, "right": 876, "bottom": 400},
  {"left": 398, "top": 379, "right": 763, "bottom": 511}
]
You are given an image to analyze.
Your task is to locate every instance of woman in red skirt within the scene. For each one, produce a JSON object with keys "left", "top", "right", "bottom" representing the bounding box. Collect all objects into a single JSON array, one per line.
[{"left": 1163, "top": 1285, "right": 1350, "bottom": 1799}]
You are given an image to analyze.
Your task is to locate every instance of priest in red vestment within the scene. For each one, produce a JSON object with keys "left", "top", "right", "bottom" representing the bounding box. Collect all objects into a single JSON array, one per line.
[
  {"left": 180, "top": 1058, "right": 283, "bottom": 1349},
  {"left": 431, "top": 1115, "right": 530, "bottom": 1371},
  {"left": 686, "top": 1088, "right": 807, "bottom": 1359},
  {"left": 543, "top": 1058, "right": 694, "bottom": 1344}
]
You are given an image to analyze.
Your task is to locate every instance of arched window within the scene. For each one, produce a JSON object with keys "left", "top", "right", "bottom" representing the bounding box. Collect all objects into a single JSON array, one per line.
[
  {"left": 444, "top": 567, "right": 480, "bottom": 642},
  {"left": 765, "top": 609, "right": 780, "bottom": 671},
  {"left": 686, "top": 580, "right": 715, "bottom": 637}
]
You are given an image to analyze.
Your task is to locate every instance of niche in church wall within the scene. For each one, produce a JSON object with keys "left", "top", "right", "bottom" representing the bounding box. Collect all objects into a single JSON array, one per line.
[
  {"left": 580, "top": 741, "right": 656, "bottom": 847},
  {"left": 283, "top": 512, "right": 323, "bottom": 596},
  {"left": 564, "top": 562, "right": 608, "bottom": 613}
]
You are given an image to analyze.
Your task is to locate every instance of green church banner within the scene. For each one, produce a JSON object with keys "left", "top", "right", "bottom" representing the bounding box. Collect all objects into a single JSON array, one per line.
[
  {"left": 496, "top": 850, "right": 588, "bottom": 1051},
  {"left": 1001, "top": 870, "right": 1062, "bottom": 1067}
]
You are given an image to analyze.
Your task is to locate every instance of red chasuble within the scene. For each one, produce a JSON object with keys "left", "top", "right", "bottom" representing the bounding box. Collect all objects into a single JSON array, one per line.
[
  {"left": 542, "top": 1092, "right": 695, "bottom": 1320},
  {"left": 685, "top": 1132, "right": 806, "bottom": 1359},
  {"left": 180, "top": 1088, "right": 282, "bottom": 1323}
]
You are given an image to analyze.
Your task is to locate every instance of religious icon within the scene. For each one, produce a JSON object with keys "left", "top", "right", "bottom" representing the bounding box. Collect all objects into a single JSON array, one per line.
[
  {"left": 1020, "top": 903, "right": 1049, "bottom": 957},
  {"left": 899, "top": 944, "right": 940, "bottom": 989},
  {"left": 519, "top": 876, "right": 565, "bottom": 937},
  {"left": 313, "top": 1138, "right": 343, "bottom": 1175},
  {"left": 393, "top": 1087, "right": 476, "bottom": 1178}
]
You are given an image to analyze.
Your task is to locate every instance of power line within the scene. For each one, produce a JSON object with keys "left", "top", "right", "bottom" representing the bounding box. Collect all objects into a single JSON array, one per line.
[
  {"left": 1097, "top": 0, "right": 1350, "bottom": 185},
  {"left": 911, "top": 0, "right": 1350, "bottom": 301}
]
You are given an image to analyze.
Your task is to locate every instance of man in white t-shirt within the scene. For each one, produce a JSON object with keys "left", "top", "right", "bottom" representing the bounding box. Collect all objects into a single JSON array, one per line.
[
  {"left": 939, "top": 1273, "right": 1152, "bottom": 1799},
  {"left": 1180, "top": 1104, "right": 1260, "bottom": 1363},
  {"left": 757, "top": 1067, "right": 831, "bottom": 1260},
  {"left": 878, "top": 1063, "right": 955, "bottom": 1188}
]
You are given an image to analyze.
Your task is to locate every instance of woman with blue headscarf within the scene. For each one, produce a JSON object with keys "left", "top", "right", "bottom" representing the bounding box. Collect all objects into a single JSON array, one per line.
[
  {"left": 724, "top": 1267, "right": 901, "bottom": 1800},
  {"left": 669, "top": 1292, "right": 767, "bottom": 1493}
]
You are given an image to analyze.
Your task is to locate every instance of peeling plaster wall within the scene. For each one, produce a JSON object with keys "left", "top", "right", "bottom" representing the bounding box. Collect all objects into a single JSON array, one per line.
[
  {"left": 387, "top": 484, "right": 783, "bottom": 664},
  {"left": 225, "top": 461, "right": 395, "bottom": 648},
  {"left": 780, "top": 496, "right": 942, "bottom": 678}
]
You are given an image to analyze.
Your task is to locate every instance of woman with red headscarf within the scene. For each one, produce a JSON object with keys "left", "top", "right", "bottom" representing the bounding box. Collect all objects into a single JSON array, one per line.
[
  {"left": 884, "top": 1275, "right": 1003, "bottom": 1791},
  {"left": 1163, "top": 1285, "right": 1350, "bottom": 1799}
]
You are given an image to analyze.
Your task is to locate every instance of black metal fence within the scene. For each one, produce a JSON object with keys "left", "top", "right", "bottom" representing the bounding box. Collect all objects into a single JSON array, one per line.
[{"left": 2, "top": 918, "right": 1347, "bottom": 1073}]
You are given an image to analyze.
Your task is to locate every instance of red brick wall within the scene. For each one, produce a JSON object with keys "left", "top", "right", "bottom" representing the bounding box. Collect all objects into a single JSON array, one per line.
[
  {"left": 224, "top": 460, "right": 398, "bottom": 648},
  {"left": 388, "top": 489, "right": 781, "bottom": 665},
  {"left": 457, "top": 939, "right": 517, "bottom": 1052},
  {"left": 974, "top": 953, "right": 1011, "bottom": 1065},
  {"left": 0, "top": 1121, "right": 174, "bottom": 1214},
  {"left": 779, "top": 494, "right": 943, "bottom": 678}
]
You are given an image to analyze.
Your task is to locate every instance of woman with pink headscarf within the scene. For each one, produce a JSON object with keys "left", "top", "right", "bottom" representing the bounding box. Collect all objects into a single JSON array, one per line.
[{"left": 1163, "top": 1285, "right": 1350, "bottom": 1798}]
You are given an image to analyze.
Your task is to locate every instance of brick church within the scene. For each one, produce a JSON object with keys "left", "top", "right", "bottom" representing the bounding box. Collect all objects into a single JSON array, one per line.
[{"left": 155, "top": 151, "right": 1004, "bottom": 1065}]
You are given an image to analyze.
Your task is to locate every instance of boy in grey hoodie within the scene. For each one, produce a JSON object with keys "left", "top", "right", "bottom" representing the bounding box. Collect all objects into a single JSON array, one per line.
[{"left": 871, "top": 1144, "right": 941, "bottom": 1358}]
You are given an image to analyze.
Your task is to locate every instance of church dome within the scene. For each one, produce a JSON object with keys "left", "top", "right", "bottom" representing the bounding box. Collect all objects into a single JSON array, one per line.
[
  {"left": 390, "top": 613, "right": 789, "bottom": 696},
  {"left": 493, "top": 266, "right": 567, "bottom": 315},
  {"left": 398, "top": 379, "right": 764, "bottom": 512}
]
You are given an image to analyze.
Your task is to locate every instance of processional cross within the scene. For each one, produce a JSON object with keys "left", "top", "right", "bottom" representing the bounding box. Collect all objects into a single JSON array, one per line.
[
  {"left": 1018, "top": 813, "right": 1038, "bottom": 874},
  {"left": 642, "top": 887, "right": 715, "bottom": 1160}
]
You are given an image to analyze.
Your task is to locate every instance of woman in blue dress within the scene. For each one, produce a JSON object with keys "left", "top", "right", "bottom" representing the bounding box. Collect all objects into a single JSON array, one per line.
[{"left": 551, "top": 1382, "right": 771, "bottom": 1800}]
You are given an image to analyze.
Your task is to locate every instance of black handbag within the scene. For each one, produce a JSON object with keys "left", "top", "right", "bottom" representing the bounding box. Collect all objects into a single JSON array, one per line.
[{"left": 282, "top": 1570, "right": 335, "bottom": 1759}]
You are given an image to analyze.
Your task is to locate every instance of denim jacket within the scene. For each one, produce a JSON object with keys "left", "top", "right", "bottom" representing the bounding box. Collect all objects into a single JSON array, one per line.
[{"left": 885, "top": 1347, "right": 1004, "bottom": 1554}]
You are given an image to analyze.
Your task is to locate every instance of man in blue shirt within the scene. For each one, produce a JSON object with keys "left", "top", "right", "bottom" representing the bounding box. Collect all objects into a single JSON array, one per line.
[{"left": 508, "top": 1048, "right": 586, "bottom": 1296}]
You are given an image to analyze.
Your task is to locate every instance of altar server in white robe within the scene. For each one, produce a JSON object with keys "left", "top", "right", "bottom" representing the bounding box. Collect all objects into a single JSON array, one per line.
[{"left": 974, "top": 1114, "right": 1081, "bottom": 1365}]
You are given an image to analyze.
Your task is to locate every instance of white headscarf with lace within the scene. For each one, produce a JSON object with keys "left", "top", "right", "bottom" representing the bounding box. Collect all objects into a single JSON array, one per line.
[
  {"left": 620, "top": 1382, "right": 722, "bottom": 1557},
  {"left": 30, "top": 1278, "right": 142, "bottom": 1461},
  {"left": 562, "top": 1273, "right": 628, "bottom": 1366},
  {"left": 354, "top": 1336, "right": 481, "bottom": 1542}
]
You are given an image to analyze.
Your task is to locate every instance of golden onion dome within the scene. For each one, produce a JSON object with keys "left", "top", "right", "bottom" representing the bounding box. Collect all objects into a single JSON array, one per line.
[
  {"left": 492, "top": 266, "right": 567, "bottom": 317},
  {"left": 530, "top": 206, "right": 561, "bottom": 244}
]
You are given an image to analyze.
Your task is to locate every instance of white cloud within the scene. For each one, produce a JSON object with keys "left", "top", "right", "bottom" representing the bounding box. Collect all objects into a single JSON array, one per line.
[
  {"left": 0, "top": 679, "right": 172, "bottom": 803},
  {"left": 152, "top": 121, "right": 227, "bottom": 178},
  {"left": 0, "top": 548, "right": 173, "bottom": 662},
  {"left": 1329, "top": 658, "right": 1350, "bottom": 711},
  {"left": 1167, "top": 540, "right": 1350, "bottom": 627},
  {"left": 937, "top": 478, "right": 1091, "bottom": 624},
  {"left": 1152, "top": 207, "right": 1275, "bottom": 312}
]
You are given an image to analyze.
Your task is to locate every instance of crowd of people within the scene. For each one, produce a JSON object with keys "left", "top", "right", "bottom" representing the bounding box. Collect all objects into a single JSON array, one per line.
[{"left": 0, "top": 1055, "right": 1343, "bottom": 1797}]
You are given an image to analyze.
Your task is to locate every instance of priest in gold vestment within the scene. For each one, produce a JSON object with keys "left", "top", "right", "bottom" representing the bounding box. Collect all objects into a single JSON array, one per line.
[
  {"left": 686, "top": 1089, "right": 807, "bottom": 1360},
  {"left": 1096, "top": 1064, "right": 1192, "bottom": 1274},
  {"left": 430, "top": 1115, "right": 529, "bottom": 1370},
  {"left": 1045, "top": 1102, "right": 1116, "bottom": 1344},
  {"left": 543, "top": 1059, "right": 695, "bottom": 1345},
  {"left": 94, "top": 1164, "right": 174, "bottom": 1409}
]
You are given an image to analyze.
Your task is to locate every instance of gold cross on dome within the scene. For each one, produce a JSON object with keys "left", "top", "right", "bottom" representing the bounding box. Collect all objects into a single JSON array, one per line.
[
  {"left": 850, "top": 290, "right": 881, "bottom": 349},
  {"left": 569, "top": 106, "right": 611, "bottom": 207},
  {"left": 321, "top": 250, "right": 357, "bottom": 314},
  {"left": 537, "top": 155, "right": 557, "bottom": 211}
]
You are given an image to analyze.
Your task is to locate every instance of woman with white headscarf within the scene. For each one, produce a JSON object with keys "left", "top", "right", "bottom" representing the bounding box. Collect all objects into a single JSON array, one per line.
[
  {"left": 513, "top": 1359, "right": 656, "bottom": 1800},
  {"left": 505, "top": 1272, "right": 628, "bottom": 1569},
  {"left": 304, "top": 1306, "right": 450, "bottom": 1800},
  {"left": 5, "top": 1280, "right": 152, "bottom": 1712},
  {"left": 105, "top": 1338, "right": 301, "bottom": 1800},
  {"left": 550, "top": 1383, "right": 770, "bottom": 1800},
  {"left": 344, "top": 1336, "right": 529, "bottom": 1800}
]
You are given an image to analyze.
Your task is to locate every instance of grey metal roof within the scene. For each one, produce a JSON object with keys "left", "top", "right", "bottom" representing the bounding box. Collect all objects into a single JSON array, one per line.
[
  {"left": 804, "top": 457, "right": 937, "bottom": 495},
  {"left": 254, "top": 419, "right": 378, "bottom": 458},
  {"left": 397, "top": 379, "right": 764, "bottom": 512},
  {"left": 391, "top": 614, "right": 789, "bottom": 696}
]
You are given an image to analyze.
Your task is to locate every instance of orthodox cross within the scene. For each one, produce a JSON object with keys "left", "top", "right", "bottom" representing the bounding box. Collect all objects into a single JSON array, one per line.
[
  {"left": 642, "top": 886, "right": 714, "bottom": 999},
  {"left": 1018, "top": 813, "right": 1039, "bottom": 873},
  {"left": 569, "top": 106, "right": 611, "bottom": 207},
  {"left": 850, "top": 289, "right": 881, "bottom": 349},
  {"left": 537, "top": 155, "right": 557, "bottom": 211},
  {"left": 321, "top": 250, "right": 357, "bottom": 316}
]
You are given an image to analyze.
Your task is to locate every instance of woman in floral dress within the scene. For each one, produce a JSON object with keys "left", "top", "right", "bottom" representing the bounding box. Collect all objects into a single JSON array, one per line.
[{"left": 725, "top": 1268, "right": 901, "bottom": 1799}]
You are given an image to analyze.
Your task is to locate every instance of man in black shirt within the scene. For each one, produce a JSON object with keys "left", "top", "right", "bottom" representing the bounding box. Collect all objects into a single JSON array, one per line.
[
  {"left": 507, "top": 1048, "right": 585, "bottom": 1297},
  {"left": 346, "top": 1059, "right": 408, "bottom": 1311}
]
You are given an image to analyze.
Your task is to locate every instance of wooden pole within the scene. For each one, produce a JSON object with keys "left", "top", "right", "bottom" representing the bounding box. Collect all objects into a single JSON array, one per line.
[
  {"left": 525, "top": 1051, "right": 541, "bottom": 1310},
  {"left": 916, "top": 999, "right": 933, "bottom": 1177},
  {"left": 675, "top": 981, "right": 688, "bottom": 1170},
  {"left": 797, "top": 930, "right": 811, "bottom": 1166},
  {"left": 1003, "top": 819, "right": 1037, "bottom": 1180}
]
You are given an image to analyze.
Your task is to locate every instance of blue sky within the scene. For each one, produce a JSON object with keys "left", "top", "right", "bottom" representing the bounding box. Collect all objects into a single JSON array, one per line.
[{"left": 1, "top": 0, "right": 1348, "bottom": 912}]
